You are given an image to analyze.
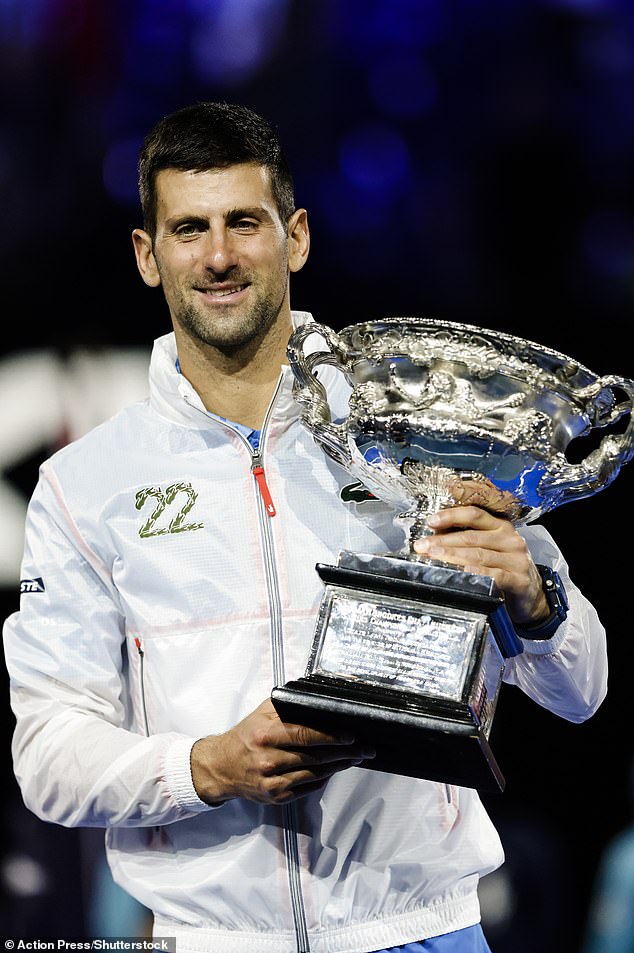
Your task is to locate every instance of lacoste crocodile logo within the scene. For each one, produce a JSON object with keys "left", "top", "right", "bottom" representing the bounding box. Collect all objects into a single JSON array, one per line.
[{"left": 340, "top": 480, "right": 379, "bottom": 505}]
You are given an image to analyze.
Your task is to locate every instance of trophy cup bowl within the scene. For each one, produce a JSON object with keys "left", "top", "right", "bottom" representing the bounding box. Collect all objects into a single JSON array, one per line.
[{"left": 271, "top": 318, "right": 634, "bottom": 791}]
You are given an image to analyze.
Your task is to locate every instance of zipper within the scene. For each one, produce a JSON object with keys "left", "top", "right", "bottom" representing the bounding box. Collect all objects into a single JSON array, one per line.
[
  {"left": 134, "top": 637, "right": 150, "bottom": 737},
  {"left": 251, "top": 449, "right": 276, "bottom": 516},
  {"left": 253, "top": 490, "right": 310, "bottom": 952},
  {"left": 248, "top": 383, "right": 310, "bottom": 953},
  {"left": 185, "top": 372, "right": 310, "bottom": 952},
  {"left": 251, "top": 441, "right": 286, "bottom": 690},
  {"left": 135, "top": 637, "right": 162, "bottom": 840}
]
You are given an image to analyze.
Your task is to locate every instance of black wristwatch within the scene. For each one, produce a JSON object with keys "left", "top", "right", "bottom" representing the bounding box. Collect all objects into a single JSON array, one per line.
[{"left": 514, "top": 564, "right": 569, "bottom": 641}]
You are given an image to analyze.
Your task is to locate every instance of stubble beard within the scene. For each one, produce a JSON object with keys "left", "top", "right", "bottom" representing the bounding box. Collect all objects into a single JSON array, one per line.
[
  {"left": 167, "top": 254, "right": 290, "bottom": 356},
  {"left": 175, "top": 285, "right": 287, "bottom": 356}
]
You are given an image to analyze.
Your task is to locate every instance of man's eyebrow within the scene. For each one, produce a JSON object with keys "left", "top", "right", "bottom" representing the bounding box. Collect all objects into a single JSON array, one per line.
[
  {"left": 163, "top": 206, "right": 275, "bottom": 232},
  {"left": 225, "top": 206, "right": 275, "bottom": 222}
]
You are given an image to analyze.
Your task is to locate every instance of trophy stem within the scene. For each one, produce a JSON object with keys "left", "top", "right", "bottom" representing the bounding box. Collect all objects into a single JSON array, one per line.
[
  {"left": 394, "top": 465, "right": 459, "bottom": 557},
  {"left": 394, "top": 506, "right": 434, "bottom": 557}
]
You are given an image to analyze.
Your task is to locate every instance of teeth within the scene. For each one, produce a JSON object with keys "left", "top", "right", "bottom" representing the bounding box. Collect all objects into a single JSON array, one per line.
[{"left": 207, "top": 285, "right": 246, "bottom": 297}]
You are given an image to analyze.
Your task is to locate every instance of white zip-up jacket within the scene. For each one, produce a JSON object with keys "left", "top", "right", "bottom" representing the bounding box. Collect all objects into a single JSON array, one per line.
[{"left": 3, "top": 313, "right": 607, "bottom": 953}]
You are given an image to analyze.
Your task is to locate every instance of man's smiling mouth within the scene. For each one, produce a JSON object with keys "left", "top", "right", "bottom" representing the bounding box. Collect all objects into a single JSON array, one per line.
[{"left": 198, "top": 283, "right": 249, "bottom": 299}]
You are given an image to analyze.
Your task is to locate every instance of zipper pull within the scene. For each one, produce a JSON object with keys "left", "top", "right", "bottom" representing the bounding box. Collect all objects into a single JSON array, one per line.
[
  {"left": 134, "top": 637, "right": 144, "bottom": 656},
  {"left": 251, "top": 453, "right": 276, "bottom": 516}
]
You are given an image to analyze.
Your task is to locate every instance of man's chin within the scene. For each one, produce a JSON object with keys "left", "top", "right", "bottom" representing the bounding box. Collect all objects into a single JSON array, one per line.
[
  {"left": 185, "top": 321, "right": 272, "bottom": 355},
  {"left": 175, "top": 293, "right": 286, "bottom": 354}
]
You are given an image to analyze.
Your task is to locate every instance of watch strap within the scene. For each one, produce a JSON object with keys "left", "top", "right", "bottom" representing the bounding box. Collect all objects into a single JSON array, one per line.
[{"left": 514, "top": 564, "right": 569, "bottom": 641}]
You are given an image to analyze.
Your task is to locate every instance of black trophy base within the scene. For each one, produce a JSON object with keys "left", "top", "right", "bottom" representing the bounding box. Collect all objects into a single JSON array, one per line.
[
  {"left": 272, "top": 551, "right": 511, "bottom": 793},
  {"left": 271, "top": 675, "right": 505, "bottom": 793}
]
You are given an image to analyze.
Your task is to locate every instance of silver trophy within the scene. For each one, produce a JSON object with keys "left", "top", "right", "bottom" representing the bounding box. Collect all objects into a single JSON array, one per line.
[{"left": 271, "top": 318, "right": 634, "bottom": 791}]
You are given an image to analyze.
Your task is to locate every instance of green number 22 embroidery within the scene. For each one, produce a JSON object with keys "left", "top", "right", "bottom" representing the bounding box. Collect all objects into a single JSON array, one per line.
[{"left": 135, "top": 482, "right": 204, "bottom": 538}]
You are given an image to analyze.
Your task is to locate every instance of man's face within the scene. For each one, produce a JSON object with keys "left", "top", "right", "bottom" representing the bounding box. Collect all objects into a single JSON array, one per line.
[{"left": 135, "top": 163, "right": 301, "bottom": 353}]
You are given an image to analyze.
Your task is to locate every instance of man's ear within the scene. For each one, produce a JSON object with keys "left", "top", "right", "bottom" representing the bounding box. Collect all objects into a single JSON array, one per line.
[
  {"left": 287, "top": 209, "right": 310, "bottom": 274},
  {"left": 132, "top": 229, "right": 161, "bottom": 287}
]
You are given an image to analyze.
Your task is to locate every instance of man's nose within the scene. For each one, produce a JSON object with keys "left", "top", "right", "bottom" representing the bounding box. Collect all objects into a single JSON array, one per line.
[{"left": 202, "top": 229, "right": 239, "bottom": 273}]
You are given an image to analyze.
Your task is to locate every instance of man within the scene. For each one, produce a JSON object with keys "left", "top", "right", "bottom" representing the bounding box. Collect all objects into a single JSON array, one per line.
[{"left": 3, "top": 102, "right": 607, "bottom": 953}]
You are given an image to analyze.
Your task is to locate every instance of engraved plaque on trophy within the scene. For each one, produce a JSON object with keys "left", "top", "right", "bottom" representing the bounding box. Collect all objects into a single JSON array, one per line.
[{"left": 271, "top": 318, "right": 634, "bottom": 791}]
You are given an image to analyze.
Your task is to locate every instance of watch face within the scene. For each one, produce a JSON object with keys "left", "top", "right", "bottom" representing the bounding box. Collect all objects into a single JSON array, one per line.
[{"left": 541, "top": 566, "right": 569, "bottom": 619}]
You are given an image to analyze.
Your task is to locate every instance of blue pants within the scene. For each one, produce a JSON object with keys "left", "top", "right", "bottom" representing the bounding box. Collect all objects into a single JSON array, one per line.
[{"left": 374, "top": 924, "right": 492, "bottom": 953}]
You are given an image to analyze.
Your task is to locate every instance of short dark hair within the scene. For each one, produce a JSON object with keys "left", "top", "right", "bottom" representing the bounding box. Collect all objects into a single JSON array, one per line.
[{"left": 137, "top": 101, "right": 295, "bottom": 237}]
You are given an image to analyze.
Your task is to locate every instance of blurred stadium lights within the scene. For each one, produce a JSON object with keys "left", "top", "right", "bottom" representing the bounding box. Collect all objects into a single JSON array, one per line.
[
  {"left": 0, "top": 349, "right": 149, "bottom": 586},
  {"left": 368, "top": 54, "right": 438, "bottom": 121},
  {"left": 317, "top": 167, "right": 393, "bottom": 224},
  {"left": 189, "top": 0, "right": 291, "bottom": 85},
  {"left": 338, "top": 121, "right": 411, "bottom": 195},
  {"left": 581, "top": 209, "right": 634, "bottom": 281},
  {"left": 540, "top": 0, "right": 612, "bottom": 10},
  {"left": 103, "top": 136, "right": 144, "bottom": 204},
  {"left": 335, "top": 0, "right": 447, "bottom": 58},
  {"left": 0, "top": 0, "right": 51, "bottom": 46}
]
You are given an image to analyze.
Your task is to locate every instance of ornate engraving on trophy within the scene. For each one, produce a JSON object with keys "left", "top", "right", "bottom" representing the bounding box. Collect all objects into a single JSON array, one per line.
[
  {"left": 312, "top": 589, "right": 482, "bottom": 699},
  {"left": 287, "top": 317, "right": 634, "bottom": 544}
]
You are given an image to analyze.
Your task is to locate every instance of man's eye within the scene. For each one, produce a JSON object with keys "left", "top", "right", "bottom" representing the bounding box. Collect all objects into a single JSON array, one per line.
[
  {"left": 176, "top": 223, "right": 202, "bottom": 237},
  {"left": 233, "top": 219, "right": 258, "bottom": 231}
]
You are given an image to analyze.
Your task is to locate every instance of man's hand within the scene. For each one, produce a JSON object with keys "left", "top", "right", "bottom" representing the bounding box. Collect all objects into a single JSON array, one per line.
[
  {"left": 413, "top": 505, "right": 550, "bottom": 625},
  {"left": 191, "top": 698, "right": 374, "bottom": 806}
]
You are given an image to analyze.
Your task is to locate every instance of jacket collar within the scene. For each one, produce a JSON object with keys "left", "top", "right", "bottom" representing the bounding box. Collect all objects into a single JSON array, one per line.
[{"left": 148, "top": 310, "right": 315, "bottom": 431}]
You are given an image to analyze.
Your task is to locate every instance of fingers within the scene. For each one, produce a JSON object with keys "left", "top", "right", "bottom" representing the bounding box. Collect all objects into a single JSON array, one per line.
[
  {"left": 416, "top": 537, "right": 521, "bottom": 572},
  {"left": 412, "top": 505, "right": 552, "bottom": 625},
  {"left": 416, "top": 507, "right": 525, "bottom": 561},
  {"left": 270, "top": 718, "right": 357, "bottom": 750},
  {"left": 191, "top": 699, "right": 376, "bottom": 807},
  {"left": 260, "top": 742, "right": 375, "bottom": 775},
  {"left": 426, "top": 505, "right": 508, "bottom": 534},
  {"left": 254, "top": 756, "right": 369, "bottom": 804},
  {"left": 247, "top": 702, "right": 375, "bottom": 802},
  {"left": 280, "top": 756, "right": 372, "bottom": 799},
  {"left": 448, "top": 478, "right": 524, "bottom": 521},
  {"left": 253, "top": 698, "right": 356, "bottom": 748},
  {"left": 229, "top": 740, "right": 374, "bottom": 806}
]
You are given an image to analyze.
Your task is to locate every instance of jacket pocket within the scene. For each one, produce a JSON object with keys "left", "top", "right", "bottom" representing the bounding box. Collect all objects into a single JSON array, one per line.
[{"left": 133, "top": 636, "right": 150, "bottom": 736}]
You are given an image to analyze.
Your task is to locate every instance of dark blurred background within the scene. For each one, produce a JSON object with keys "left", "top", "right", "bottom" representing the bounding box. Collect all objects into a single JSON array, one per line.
[{"left": 1, "top": 0, "right": 633, "bottom": 950}]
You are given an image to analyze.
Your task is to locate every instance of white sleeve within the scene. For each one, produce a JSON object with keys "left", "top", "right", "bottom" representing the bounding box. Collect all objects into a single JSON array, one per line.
[
  {"left": 502, "top": 523, "right": 608, "bottom": 723},
  {"left": 2, "top": 466, "right": 214, "bottom": 829}
]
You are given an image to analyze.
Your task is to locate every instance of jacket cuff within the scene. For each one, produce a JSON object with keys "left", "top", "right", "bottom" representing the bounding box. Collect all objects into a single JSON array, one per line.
[
  {"left": 162, "top": 737, "right": 218, "bottom": 813},
  {"left": 517, "top": 619, "right": 569, "bottom": 656}
]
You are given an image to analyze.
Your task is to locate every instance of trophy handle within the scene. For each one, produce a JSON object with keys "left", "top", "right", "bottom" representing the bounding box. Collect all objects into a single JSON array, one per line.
[
  {"left": 543, "top": 374, "right": 634, "bottom": 503},
  {"left": 287, "top": 323, "right": 353, "bottom": 469}
]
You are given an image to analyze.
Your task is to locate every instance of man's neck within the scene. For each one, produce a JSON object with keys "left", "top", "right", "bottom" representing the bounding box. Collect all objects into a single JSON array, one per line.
[{"left": 174, "top": 313, "right": 294, "bottom": 430}]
